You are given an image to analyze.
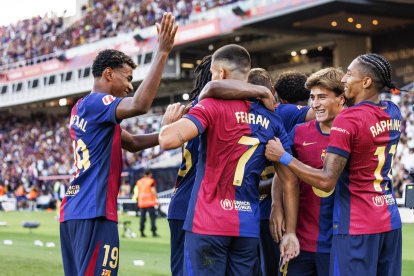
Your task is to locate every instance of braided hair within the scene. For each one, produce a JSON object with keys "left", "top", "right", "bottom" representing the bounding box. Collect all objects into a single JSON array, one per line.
[
  {"left": 189, "top": 55, "right": 212, "bottom": 101},
  {"left": 357, "top": 53, "right": 397, "bottom": 91}
]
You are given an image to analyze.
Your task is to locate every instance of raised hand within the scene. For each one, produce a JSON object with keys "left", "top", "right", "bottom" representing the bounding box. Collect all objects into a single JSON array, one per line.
[
  {"left": 156, "top": 12, "right": 178, "bottom": 54},
  {"left": 161, "top": 103, "right": 185, "bottom": 126}
]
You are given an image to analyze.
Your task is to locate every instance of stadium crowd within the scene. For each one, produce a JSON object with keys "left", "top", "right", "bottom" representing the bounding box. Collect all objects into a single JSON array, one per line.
[
  {"left": 0, "top": 109, "right": 169, "bottom": 207},
  {"left": 1, "top": 90, "right": 413, "bottom": 207},
  {"left": 0, "top": 0, "right": 239, "bottom": 68}
]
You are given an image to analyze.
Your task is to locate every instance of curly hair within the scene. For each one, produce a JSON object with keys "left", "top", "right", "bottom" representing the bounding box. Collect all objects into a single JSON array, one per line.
[
  {"left": 274, "top": 71, "right": 309, "bottom": 104},
  {"left": 92, "top": 49, "right": 137, "bottom": 78}
]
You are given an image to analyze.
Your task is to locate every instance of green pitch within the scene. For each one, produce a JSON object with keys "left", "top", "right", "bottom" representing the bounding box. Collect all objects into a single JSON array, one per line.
[{"left": 0, "top": 211, "right": 413, "bottom": 275}]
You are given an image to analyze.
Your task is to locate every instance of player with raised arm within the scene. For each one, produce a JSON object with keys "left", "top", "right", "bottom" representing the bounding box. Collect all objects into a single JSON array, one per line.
[
  {"left": 277, "top": 68, "right": 345, "bottom": 275},
  {"left": 160, "top": 44, "right": 297, "bottom": 275},
  {"left": 266, "top": 53, "right": 402, "bottom": 276},
  {"left": 168, "top": 58, "right": 277, "bottom": 276},
  {"left": 59, "top": 13, "right": 178, "bottom": 276}
]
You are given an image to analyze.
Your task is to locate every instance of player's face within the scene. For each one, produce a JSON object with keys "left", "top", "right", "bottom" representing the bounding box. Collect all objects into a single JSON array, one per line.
[
  {"left": 310, "top": 86, "right": 343, "bottom": 124},
  {"left": 341, "top": 59, "right": 364, "bottom": 106},
  {"left": 111, "top": 64, "right": 133, "bottom": 97}
]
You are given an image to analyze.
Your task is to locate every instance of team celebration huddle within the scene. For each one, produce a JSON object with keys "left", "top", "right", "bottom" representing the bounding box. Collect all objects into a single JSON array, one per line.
[{"left": 61, "top": 13, "right": 403, "bottom": 276}]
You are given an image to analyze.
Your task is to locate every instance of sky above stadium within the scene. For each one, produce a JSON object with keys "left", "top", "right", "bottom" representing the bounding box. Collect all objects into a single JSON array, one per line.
[{"left": 0, "top": 0, "right": 76, "bottom": 26}]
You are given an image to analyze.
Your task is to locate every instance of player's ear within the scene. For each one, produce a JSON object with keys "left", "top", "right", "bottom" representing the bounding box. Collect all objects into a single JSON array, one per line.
[
  {"left": 103, "top": 67, "right": 113, "bottom": 81},
  {"left": 219, "top": 68, "right": 225, "bottom": 80},
  {"left": 362, "top": 76, "right": 372, "bottom": 89}
]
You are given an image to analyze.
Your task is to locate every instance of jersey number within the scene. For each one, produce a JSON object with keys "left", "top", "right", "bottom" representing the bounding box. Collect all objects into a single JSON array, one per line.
[
  {"left": 177, "top": 148, "right": 192, "bottom": 177},
  {"left": 102, "top": 244, "right": 118, "bottom": 269},
  {"left": 373, "top": 145, "right": 396, "bottom": 192},
  {"left": 233, "top": 136, "right": 260, "bottom": 186},
  {"left": 73, "top": 138, "right": 90, "bottom": 176}
]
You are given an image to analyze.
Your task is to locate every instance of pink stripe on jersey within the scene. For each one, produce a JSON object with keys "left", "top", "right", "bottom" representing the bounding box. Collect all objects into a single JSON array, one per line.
[{"left": 105, "top": 125, "right": 122, "bottom": 222}]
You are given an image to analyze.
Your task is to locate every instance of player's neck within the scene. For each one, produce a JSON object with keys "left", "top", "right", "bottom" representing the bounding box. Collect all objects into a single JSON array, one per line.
[
  {"left": 354, "top": 89, "right": 380, "bottom": 105},
  {"left": 92, "top": 80, "right": 110, "bottom": 94},
  {"left": 319, "top": 121, "right": 332, "bottom": 134}
]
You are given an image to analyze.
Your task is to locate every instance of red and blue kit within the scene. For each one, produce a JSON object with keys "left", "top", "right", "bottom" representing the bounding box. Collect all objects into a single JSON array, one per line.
[
  {"left": 60, "top": 92, "right": 123, "bottom": 223},
  {"left": 290, "top": 120, "right": 333, "bottom": 253},
  {"left": 183, "top": 98, "right": 291, "bottom": 238},
  {"left": 327, "top": 101, "right": 402, "bottom": 235}
]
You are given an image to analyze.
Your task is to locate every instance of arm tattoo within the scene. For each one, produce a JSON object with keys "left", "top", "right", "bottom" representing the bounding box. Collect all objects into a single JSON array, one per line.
[
  {"left": 177, "top": 129, "right": 185, "bottom": 144},
  {"left": 324, "top": 153, "right": 348, "bottom": 181}
]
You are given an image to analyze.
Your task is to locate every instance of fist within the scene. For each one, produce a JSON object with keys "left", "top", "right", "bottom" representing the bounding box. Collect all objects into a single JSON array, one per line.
[{"left": 265, "top": 138, "right": 285, "bottom": 162}]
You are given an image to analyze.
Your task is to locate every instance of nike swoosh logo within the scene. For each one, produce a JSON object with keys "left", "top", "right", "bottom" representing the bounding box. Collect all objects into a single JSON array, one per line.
[{"left": 302, "top": 141, "right": 317, "bottom": 146}]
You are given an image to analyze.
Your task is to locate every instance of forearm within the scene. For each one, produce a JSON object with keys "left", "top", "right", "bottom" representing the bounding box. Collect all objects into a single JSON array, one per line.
[
  {"left": 117, "top": 52, "right": 169, "bottom": 119},
  {"left": 131, "top": 52, "right": 169, "bottom": 113},
  {"left": 123, "top": 133, "right": 159, "bottom": 152},
  {"left": 271, "top": 174, "right": 283, "bottom": 209},
  {"left": 199, "top": 80, "right": 269, "bottom": 101},
  {"left": 287, "top": 158, "right": 334, "bottom": 192},
  {"left": 283, "top": 178, "right": 299, "bottom": 233}
]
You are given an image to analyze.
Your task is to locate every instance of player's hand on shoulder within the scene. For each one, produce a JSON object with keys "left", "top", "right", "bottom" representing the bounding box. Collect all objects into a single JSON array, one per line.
[
  {"left": 156, "top": 12, "right": 178, "bottom": 53},
  {"left": 259, "top": 88, "right": 276, "bottom": 111},
  {"left": 265, "top": 138, "right": 285, "bottom": 162},
  {"left": 161, "top": 103, "right": 185, "bottom": 126},
  {"left": 279, "top": 232, "right": 300, "bottom": 265}
]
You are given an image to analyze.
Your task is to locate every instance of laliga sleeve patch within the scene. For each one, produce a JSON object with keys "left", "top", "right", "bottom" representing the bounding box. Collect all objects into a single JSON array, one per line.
[{"left": 102, "top": 95, "right": 116, "bottom": 105}]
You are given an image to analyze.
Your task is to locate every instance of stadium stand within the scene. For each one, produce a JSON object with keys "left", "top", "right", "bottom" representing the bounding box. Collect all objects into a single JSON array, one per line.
[{"left": 0, "top": 0, "right": 239, "bottom": 68}]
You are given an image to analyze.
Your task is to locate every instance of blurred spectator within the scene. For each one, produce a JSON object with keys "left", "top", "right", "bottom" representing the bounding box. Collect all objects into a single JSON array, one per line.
[{"left": 0, "top": 0, "right": 240, "bottom": 67}]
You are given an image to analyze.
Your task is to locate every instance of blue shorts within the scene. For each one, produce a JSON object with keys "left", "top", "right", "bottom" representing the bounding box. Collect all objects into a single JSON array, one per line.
[
  {"left": 281, "top": 250, "right": 329, "bottom": 276},
  {"left": 169, "top": 219, "right": 185, "bottom": 276},
  {"left": 60, "top": 218, "right": 119, "bottom": 276},
  {"left": 259, "top": 220, "right": 280, "bottom": 276},
  {"left": 330, "top": 229, "right": 402, "bottom": 276},
  {"left": 184, "top": 231, "right": 259, "bottom": 276}
]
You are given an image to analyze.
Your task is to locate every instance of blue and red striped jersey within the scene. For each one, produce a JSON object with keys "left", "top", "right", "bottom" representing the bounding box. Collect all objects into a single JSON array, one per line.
[
  {"left": 183, "top": 98, "right": 290, "bottom": 238},
  {"left": 259, "top": 103, "right": 309, "bottom": 220},
  {"left": 60, "top": 92, "right": 123, "bottom": 223},
  {"left": 290, "top": 120, "right": 333, "bottom": 253},
  {"left": 168, "top": 98, "right": 200, "bottom": 220},
  {"left": 327, "top": 101, "right": 402, "bottom": 235}
]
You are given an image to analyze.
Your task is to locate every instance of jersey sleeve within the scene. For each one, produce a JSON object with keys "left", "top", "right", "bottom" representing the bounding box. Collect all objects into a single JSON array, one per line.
[
  {"left": 326, "top": 110, "right": 359, "bottom": 159},
  {"left": 88, "top": 93, "right": 123, "bottom": 124},
  {"left": 276, "top": 104, "right": 310, "bottom": 133},
  {"left": 183, "top": 98, "right": 220, "bottom": 135},
  {"left": 288, "top": 126, "right": 298, "bottom": 157},
  {"left": 272, "top": 113, "right": 293, "bottom": 154}
]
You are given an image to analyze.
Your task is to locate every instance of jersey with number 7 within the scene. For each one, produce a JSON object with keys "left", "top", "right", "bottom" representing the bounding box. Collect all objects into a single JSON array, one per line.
[
  {"left": 60, "top": 92, "right": 123, "bottom": 223},
  {"left": 327, "top": 100, "right": 402, "bottom": 235},
  {"left": 183, "top": 98, "right": 291, "bottom": 238}
]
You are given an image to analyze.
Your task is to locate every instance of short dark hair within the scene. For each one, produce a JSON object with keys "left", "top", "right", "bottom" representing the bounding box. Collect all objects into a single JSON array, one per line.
[
  {"left": 248, "top": 68, "right": 273, "bottom": 91},
  {"left": 212, "top": 44, "right": 251, "bottom": 75},
  {"left": 189, "top": 55, "right": 212, "bottom": 101},
  {"left": 305, "top": 68, "right": 344, "bottom": 96},
  {"left": 92, "top": 49, "right": 137, "bottom": 78},
  {"left": 356, "top": 53, "right": 395, "bottom": 91},
  {"left": 274, "top": 71, "right": 310, "bottom": 103}
]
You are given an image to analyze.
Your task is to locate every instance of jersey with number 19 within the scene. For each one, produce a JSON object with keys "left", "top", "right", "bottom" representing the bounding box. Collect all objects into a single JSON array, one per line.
[
  {"left": 183, "top": 98, "right": 290, "bottom": 238},
  {"left": 60, "top": 92, "right": 123, "bottom": 223},
  {"left": 327, "top": 100, "right": 402, "bottom": 235}
]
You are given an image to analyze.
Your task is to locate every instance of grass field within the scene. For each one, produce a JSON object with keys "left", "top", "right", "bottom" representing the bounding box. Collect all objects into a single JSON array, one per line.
[{"left": 0, "top": 211, "right": 413, "bottom": 275}]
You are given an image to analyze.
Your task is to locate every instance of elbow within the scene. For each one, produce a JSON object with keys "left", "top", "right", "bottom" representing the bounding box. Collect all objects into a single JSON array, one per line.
[
  {"left": 159, "top": 128, "right": 176, "bottom": 150},
  {"left": 319, "top": 180, "right": 336, "bottom": 193}
]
